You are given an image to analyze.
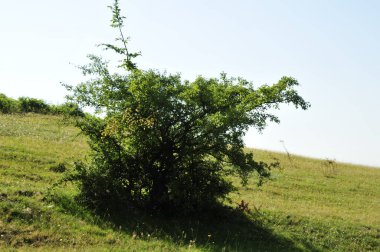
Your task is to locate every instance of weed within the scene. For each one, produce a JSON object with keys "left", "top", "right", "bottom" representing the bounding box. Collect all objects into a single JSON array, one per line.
[
  {"left": 322, "top": 158, "right": 338, "bottom": 178},
  {"left": 236, "top": 200, "right": 250, "bottom": 213},
  {"left": 280, "top": 140, "right": 297, "bottom": 169},
  {"left": 49, "top": 163, "right": 67, "bottom": 173}
]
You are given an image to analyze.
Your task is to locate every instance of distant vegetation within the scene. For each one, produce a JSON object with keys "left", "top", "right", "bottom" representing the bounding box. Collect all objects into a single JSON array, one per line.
[{"left": 0, "top": 93, "right": 84, "bottom": 117}]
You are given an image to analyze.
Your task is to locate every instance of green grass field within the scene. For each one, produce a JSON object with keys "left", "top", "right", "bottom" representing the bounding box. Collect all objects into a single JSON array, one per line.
[{"left": 0, "top": 113, "right": 379, "bottom": 251}]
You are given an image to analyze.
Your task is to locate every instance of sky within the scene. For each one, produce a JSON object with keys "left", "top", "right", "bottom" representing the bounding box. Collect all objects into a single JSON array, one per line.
[{"left": 1, "top": 0, "right": 379, "bottom": 167}]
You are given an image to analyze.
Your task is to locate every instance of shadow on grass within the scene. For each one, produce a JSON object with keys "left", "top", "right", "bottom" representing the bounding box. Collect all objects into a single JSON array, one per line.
[{"left": 52, "top": 194, "right": 320, "bottom": 251}]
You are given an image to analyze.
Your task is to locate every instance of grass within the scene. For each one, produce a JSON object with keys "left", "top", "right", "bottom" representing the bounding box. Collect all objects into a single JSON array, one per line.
[{"left": 0, "top": 113, "right": 379, "bottom": 251}]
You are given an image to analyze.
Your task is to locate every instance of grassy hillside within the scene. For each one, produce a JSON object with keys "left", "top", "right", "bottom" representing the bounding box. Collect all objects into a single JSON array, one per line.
[{"left": 0, "top": 113, "right": 379, "bottom": 251}]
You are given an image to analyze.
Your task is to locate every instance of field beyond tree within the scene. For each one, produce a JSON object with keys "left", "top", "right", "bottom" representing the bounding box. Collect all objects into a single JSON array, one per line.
[{"left": 0, "top": 113, "right": 379, "bottom": 251}]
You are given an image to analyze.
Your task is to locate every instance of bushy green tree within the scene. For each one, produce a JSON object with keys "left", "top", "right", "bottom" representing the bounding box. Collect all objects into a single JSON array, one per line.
[{"left": 65, "top": 0, "right": 310, "bottom": 213}]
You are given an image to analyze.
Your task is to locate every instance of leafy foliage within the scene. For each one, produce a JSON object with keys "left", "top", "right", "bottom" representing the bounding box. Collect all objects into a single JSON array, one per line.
[
  {"left": 0, "top": 93, "right": 84, "bottom": 117},
  {"left": 18, "top": 97, "right": 50, "bottom": 114},
  {"left": 0, "top": 93, "right": 20, "bottom": 113},
  {"left": 65, "top": 0, "right": 310, "bottom": 213},
  {"left": 99, "top": 0, "right": 141, "bottom": 70},
  {"left": 51, "top": 102, "right": 85, "bottom": 117}
]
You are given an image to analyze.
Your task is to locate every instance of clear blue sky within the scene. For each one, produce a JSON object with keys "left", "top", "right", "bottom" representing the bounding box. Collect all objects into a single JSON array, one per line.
[{"left": 1, "top": 0, "right": 379, "bottom": 167}]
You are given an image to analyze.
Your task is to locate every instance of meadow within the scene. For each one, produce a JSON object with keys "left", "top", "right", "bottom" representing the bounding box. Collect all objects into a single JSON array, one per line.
[{"left": 0, "top": 113, "right": 379, "bottom": 251}]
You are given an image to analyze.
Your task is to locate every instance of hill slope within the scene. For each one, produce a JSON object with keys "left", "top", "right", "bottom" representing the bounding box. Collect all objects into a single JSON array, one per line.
[{"left": 0, "top": 113, "right": 379, "bottom": 251}]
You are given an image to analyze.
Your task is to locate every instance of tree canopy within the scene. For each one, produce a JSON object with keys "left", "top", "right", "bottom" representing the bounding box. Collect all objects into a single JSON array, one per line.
[{"left": 65, "top": 0, "right": 310, "bottom": 214}]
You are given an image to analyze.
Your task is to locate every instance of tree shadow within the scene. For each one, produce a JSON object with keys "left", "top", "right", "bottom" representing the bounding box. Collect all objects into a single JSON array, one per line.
[{"left": 52, "top": 194, "right": 321, "bottom": 251}]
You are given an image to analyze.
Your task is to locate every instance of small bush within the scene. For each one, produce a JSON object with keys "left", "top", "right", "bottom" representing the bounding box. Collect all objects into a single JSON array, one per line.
[
  {"left": 1, "top": 93, "right": 85, "bottom": 118},
  {"left": 0, "top": 93, "right": 20, "bottom": 113},
  {"left": 51, "top": 102, "right": 85, "bottom": 117},
  {"left": 18, "top": 97, "right": 50, "bottom": 114}
]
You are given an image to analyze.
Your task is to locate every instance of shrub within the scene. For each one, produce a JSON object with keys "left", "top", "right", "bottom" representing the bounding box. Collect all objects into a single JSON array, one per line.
[
  {"left": 65, "top": 0, "right": 310, "bottom": 214},
  {"left": 0, "top": 93, "right": 20, "bottom": 113},
  {"left": 51, "top": 102, "right": 85, "bottom": 117},
  {"left": 18, "top": 97, "right": 50, "bottom": 114},
  {"left": 0, "top": 93, "right": 85, "bottom": 117}
]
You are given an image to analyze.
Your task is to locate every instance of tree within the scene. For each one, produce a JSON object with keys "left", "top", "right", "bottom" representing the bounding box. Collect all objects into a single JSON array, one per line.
[{"left": 65, "top": 0, "right": 310, "bottom": 213}]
